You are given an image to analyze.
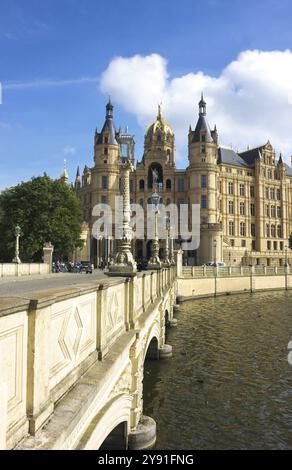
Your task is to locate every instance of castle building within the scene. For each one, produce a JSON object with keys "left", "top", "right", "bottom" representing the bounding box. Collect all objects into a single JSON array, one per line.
[{"left": 74, "top": 96, "right": 292, "bottom": 267}]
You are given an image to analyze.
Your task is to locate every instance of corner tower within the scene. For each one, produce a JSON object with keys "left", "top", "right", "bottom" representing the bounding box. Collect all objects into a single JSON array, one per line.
[{"left": 188, "top": 95, "right": 222, "bottom": 264}]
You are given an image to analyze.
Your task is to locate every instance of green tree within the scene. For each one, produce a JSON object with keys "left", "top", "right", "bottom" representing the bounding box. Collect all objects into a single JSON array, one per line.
[{"left": 0, "top": 176, "right": 84, "bottom": 262}]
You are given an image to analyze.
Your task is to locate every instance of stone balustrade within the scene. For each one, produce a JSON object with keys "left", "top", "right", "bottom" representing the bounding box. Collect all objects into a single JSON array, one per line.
[{"left": 0, "top": 263, "right": 50, "bottom": 278}]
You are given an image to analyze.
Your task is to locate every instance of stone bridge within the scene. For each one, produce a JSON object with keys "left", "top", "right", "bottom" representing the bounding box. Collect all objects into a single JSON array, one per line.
[{"left": 0, "top": 267, "right": 177, "bottom": 450}]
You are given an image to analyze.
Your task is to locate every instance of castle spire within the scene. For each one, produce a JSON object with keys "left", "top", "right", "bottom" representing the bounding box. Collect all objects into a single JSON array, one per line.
[
  {"left": 198, "top": 92, "right": 206, "bottom": 116},
  {"left": 157, "top": 103, "right": 163, "bottom": 120},
  {"left": 60, "top": 159, "right": 69, "bottom": 185}
]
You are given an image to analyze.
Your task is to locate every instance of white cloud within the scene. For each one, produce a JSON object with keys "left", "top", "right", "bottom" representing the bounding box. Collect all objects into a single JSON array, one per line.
[
  {"left": 63, "top": 146, "right": 76, "bottom": 156},
  {"left": 100, "top": 50, "right": 292, "bottom": 163}
]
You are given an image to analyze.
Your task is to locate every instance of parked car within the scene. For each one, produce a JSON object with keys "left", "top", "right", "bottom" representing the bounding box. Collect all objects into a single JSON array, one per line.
[{"left": 80, "top": 261, "right": 93, "bottom": 274}]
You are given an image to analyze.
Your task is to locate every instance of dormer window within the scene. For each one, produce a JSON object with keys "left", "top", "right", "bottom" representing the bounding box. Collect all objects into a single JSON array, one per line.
[
  {"left": 104, "top": 148, "right": 108, "bottom": 156},
  {"left": 201, "top": 134, "right": 206, "bottom": 142},
  {"left": 104, "top": 136, "right": 108, "bottom": 144}
]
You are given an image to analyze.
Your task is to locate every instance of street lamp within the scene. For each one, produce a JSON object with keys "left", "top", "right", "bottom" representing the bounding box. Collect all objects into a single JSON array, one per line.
[
  {"left": 13, "top": 224, "right": 22, "bottom": 264},
  {"left": 163, "top": 214, "right": 171, "bottom": 266},
  {"left": 285, "top": 245, "right": 289, "bottom": 267},
  {"left": 213, "top": 239, "right": 217, "bottom": 265},
  {"left": 148, "top": 191, "right": 162, "bottom": 270}
]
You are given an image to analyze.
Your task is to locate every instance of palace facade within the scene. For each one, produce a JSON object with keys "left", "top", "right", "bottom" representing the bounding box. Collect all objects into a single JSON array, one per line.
[{"left": 73, "top": 96, "right": 292, "bottom": 267}]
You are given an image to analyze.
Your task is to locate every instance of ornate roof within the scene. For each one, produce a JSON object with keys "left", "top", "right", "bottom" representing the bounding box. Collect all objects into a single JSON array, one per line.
[{"left": 145, "top": 105, "right": 174, "bottom": 139}]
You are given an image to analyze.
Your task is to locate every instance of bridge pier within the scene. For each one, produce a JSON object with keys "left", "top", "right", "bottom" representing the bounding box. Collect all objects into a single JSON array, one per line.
[
  {"left": 159, "top": 344, "right": 173, "bottom": 359},
  {"left": 128, "top": 415, "right": 157, "bottom": 450}
]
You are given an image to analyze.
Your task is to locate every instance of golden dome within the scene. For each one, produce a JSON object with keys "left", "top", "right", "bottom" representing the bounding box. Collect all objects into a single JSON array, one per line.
[{"left": 146, "top": 105, "right": 174, "bottom": 138}]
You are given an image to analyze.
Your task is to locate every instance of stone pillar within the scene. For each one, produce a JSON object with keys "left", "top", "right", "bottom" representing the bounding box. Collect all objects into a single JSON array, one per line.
[
  {"left": 43, "top": 243, "right": 54, "bottom": 267},
  {"left": 108, "top": 158, "right": 137, "bottom": 277}
]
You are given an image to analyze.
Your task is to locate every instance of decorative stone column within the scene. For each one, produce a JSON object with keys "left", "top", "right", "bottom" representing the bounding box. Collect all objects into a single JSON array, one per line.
[
  {"left": 162, "top": 216, "right": 171, "bottom": 267},
  {"left": 12, "top": 224, "right": 22, "bottom": 264},
  {"left": 107, "top": 157, "right": 137, "bottom": 277}
]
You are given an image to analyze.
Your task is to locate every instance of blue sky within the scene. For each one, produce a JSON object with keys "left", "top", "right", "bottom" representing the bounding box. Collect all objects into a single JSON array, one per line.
[{"left": 1, "top": 0, "right": 292, "bottom": 189}]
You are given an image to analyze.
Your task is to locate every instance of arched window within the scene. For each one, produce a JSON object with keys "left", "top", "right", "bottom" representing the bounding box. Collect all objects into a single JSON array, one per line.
[
  {"left": 139, "top": 179, "right": 145, "bottom": 190},
  {"left": 240, "top": 222, "right": 245, "bottom": 236},
  {"left": 148, "top": 163, "right": 163, "bottom": 189},
  {"left": 166, "top": 179, "right": 171, "bottom": 190}
]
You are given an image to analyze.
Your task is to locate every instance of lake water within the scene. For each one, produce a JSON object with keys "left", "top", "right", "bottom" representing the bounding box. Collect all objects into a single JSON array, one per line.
[{"left": 143, "top": 291, "right": 292, "bottom": 449}]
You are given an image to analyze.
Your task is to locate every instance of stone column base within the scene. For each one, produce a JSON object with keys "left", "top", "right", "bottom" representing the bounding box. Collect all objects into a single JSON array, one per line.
[
  {"left": 128, "top": 416, "right": 156, "bottom": 450},
  {"left": 159, "top": 344, "right": 172, "bottom": 359},
  {"left": 169, "top": 318, "right": 178, "bottom": 327},
  {"left": 173, "top": 304, "right": 181, "bottom": 313}
]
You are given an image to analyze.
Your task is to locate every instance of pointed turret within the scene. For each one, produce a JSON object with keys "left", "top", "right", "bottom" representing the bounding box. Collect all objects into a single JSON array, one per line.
[
  {"left": 75, "top": 165, "right": 81, "bottom": 189},
  {"left": 191, "top": 94, "right": 213, "bottom": 143},
  {"left": 60, "top": 159, "right": 69, "bottom": 185},
  {"left": 95, "top": 99, "right": 118, "bottom": 146}
]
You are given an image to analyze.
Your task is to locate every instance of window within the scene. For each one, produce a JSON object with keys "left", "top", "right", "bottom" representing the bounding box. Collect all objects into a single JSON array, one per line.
[
  {"left": 201, "top": 175, "right": 207, "bottom": 188},
  {"left": 277, "top": 206, "right": 281, "bottom": 218},
  {"left": 250, "top": 203, "right": 255, "bottom": 216},
  {"left": 266, "top": 224, "right": 270, "bottom": 237},
  {"left": 230, "top": 239, "right": 235, "bottom": 247},
  {"left": 280, "top": 241, "right": 284, "bottom": 251},
  {"left": 252, "top": 240, "right": 256, "bottom": 250},
  {"left": 228, "top": 200, "right": 234, "bottom": 214},
  {"left": 104, "top": 136, "right": 108, "bottom": 144},
  {"left": 239, "top": 184, "right": 245, "bottom": 196},
  {"left": 101, "top": 175, "right": 108, "bottom": 189},
  {"left": 130, "top": 180, "right": 134, "bottom": 192},
  {"left": 101, "top": 195, "right": 107, "bottom": 204},
  {"left": 271, "top": 224, "right": 276, "bottom": 237},
  {"left": 166, "top": 179, "right": 172, "bottom": 190},
  {"left": 277, "top": 225, "right": 282, "bottom": 237},
  {"left": 139, "top": 179, "right": 145, "bottom": 190},
  {"left": 270, "top": 188, "right": 275, "bottom": 199},
  {"left": 276, "top": 189, "right": 281, "bottom": 200},
  {"left": 240, "top": 202, "right": 245, "bottom": 215},
  {"left": 228, "top": 182, "right": 234, "bottom": 195},
  {"left": 178, "top": 179, "right": 185, "bottom": 192},
  {"left": 201, "top": 134, "right": 206, "bottom": 142},
  {"left": 240, "top": 222, "right": 245, "bottom": 236},
  {"left": 251, "top": 223, "right": 256, "bottom": 237},
  {"left": 266, "top": 205, "right": 270, "bottom": 217},
  {"left": 267, "top": 241, "right": 271, "bottom": 250},
  {"left": 225, "top": 167, "right": 232, "bottom": 173},
  {"left": 250, "top": 186, "right": 255, "bottom": 197},
  {"left": 104, "top": 148, "right": 108, "bottom": 156},
  {"left": 201, "top": 145, "right": 206, "bottom": 154},
  {"left": 265, "top": 187, "right": 269, "bottom": 199},
  {"left": 229, "top": 221, "right": 234, "bottom": 236},
  {"left": 274, "top": 241, "right": 277, "bottom": 250},
  {"left": 201, "top": 195, "right": 207, "bottom": 209},
  {"left": 241, "top": 240, "right": 246, "bottom": 247},
  {"left": 271, "top": 205, "right": 275, "bottom": 218}
]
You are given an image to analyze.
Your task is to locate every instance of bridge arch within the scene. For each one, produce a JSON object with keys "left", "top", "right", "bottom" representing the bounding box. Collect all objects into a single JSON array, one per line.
[
  {"left": 143, "top": 320, "right": 161, "bottom": 361},
  {"left": 76, "top": 394, "right": 132, "bottom": 450}
]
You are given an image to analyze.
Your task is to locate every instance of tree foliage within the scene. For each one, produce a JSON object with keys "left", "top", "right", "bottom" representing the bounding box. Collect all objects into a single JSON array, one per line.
[{"left": 0, "top": 176, "right": 84, "bottom": 262}]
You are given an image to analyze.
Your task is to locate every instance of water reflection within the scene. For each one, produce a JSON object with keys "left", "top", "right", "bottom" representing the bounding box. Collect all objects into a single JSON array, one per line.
[{"left": 143, "top": 291, "right": 292, "bottom": 449}]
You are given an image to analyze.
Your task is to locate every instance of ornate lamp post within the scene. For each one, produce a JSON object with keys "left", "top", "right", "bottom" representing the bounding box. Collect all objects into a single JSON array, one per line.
[
  {"left": 148, "top": 191, "right": 162, "bottom": 270},
  {"left": 163, "top": 214, "right": 171, "bottom": 266},
  {"left": 13, "top": 224, "right": 22, "bottom": 264},
  {"left": 285, "top": 245, "right": 289, "bottom": 267},
  {"left": 107, "top": 157, "right": 137, "bottom": 277},
  {"left": 213, "top": 238, "right": 217, "bottom": 265}
]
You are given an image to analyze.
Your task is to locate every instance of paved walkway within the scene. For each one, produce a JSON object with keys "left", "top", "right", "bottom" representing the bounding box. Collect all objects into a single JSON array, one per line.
[{"left": 0, "top": 271, "right": 111, "bottom": 297}]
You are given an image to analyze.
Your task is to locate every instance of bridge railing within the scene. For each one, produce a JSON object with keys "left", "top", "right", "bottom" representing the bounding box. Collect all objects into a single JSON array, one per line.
[{"left": 181, "top": 265, "right": 290, "bottom": 278}]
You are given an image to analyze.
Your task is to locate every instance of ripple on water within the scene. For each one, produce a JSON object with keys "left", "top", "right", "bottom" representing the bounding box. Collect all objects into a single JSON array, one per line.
[{"left": 143, "top": 291, "right": 292, "bottom": 450}]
